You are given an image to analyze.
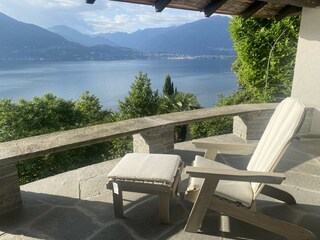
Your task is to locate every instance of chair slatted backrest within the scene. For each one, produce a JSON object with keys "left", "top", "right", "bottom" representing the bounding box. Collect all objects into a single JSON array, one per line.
[{"left": 247, "top": 98, "right": 305, "bottom": 199}]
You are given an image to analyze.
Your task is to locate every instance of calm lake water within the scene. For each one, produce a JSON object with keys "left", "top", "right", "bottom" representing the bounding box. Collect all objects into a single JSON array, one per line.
[{"left": 0, "top": 58, "right": 238, "bottom": 110}]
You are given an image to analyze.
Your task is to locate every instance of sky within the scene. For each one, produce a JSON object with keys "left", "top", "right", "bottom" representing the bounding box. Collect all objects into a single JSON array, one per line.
[{"left": 0, "top": 0, "right": 206, "bottom": 34}]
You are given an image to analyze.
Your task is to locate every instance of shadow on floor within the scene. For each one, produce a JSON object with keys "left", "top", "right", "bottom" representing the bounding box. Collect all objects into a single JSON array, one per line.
[
  {"left": 0, "top": 190, "right": 189, "bottom": 240},
  {"left": 0, "top": 191, "right": 319, "bottom": 240}
]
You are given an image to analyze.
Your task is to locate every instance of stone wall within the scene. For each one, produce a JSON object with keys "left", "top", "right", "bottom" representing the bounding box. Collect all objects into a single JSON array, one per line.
[
  {"left": 233, "top": 109, "right": 275, "bottom": 140},
  {"left": 0, "top": 103, "right": 278, "bottom": 214},
  {"left": 133, "top": 126, "right": 174, "bottom": 153},
  {"left": 233, "top": 108, "right": 314, "bottom": 141},
  {"left": 0, "top": 164, "right": 22, "bottom": 214}
]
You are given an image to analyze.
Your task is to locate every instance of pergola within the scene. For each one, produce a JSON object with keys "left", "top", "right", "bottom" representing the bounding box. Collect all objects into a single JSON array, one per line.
[{"left": 87, "top": 0, "right": 320, "bottom": 20}]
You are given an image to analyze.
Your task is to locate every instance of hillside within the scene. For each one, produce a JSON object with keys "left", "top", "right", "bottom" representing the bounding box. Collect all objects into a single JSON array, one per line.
[
  {"left": 48, "top": 25, "right": 118, "bottom": 47},
  {"left": 97, "top": 16, "right": 234, "bottom": 56},
  {"left": 0, "top": 12, "right": 143, "bottom": 61}
]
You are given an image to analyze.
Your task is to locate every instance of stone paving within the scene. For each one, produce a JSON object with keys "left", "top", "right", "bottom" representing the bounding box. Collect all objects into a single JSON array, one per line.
[{"left": 0, "top": 134, "right": 320, "bottom": 240}]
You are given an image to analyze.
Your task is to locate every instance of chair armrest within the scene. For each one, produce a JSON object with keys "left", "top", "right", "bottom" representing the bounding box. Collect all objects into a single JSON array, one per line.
[
  {"left": 185, "top": 166, "right": 285, "bottom": 185},
  {"left": 192, "top": 139, "right": 257, "bottom": 159}
]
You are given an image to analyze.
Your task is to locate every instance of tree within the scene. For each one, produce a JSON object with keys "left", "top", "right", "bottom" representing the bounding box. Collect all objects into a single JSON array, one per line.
[
  {"left": 229, "top": 16, "right": 300, "bottom": 103},
  {"left": 0, "top": 94, "right": 78, "bottom": 141},
  {"left": 190, "top": 16, "right": 301, "bottom": 141},
  {"left": 118, "top": 71, "right": 160, "bottom": 119},
  {"left": 163, "top": 74, "right": 177, "bottom": 97},
  {"left": 0, "top": 93, "right": 118, "bottom": 184},
  {"left": 74, "top": 91, "right": 112, "bottom": 125}
]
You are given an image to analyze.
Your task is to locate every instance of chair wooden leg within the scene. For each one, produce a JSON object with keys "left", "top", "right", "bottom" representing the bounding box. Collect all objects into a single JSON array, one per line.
[
  {"left": 210, "top": 197, "right": 316, "bottom": 240},
  {"left": 159, "top": 195, "right": 170, "bottom": 224},
  {"left": 185, "top": 178, "right": 219, "bottom": 232},
  {"left": 261, "top": 184, "right": 296, "bottom": 205},
  {"left": 112, "top": 187, "right": 124, "bottom": 218}
]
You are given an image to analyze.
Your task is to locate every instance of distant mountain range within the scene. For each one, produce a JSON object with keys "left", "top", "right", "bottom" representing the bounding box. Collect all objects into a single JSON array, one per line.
[
  {"left": 50, "top": 16, "right": 234, "bottom": 56},
  {"left": 95, "top": 16, "right": 234, "bottom": 55},
  {"left": 0, "top": 11, "right": 234, "bottom": 62},
  {"left": 48, "top": 25, "right": 118, "bottom": 47},
  {"left": 0, "top": 12, "right": 142, "bottom": 62}
]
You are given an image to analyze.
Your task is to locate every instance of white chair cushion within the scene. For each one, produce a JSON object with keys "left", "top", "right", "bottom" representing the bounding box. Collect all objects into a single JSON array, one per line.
[
  {"left": 187, "top": 156, "right": 254, "bottom": 207},
  {"left": 108, "top": 153, "right": 182, "bottom": 185},
  {"left": 247, "top": 98, "right": 305, "bottom": 197}
]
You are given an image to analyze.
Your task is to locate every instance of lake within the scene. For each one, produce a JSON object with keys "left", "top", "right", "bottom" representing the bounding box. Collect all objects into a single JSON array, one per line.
[{"left": 0, "top": 58, "right": 238, "bottom": 110}]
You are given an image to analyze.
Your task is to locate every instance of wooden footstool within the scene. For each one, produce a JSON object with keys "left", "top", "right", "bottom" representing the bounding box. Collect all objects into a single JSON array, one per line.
[{"left": 107, "top": 153, "right": 184, "bottom": 224}]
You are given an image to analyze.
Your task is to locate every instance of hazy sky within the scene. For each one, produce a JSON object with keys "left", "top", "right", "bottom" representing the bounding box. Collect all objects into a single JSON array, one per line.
[{"left": 0, "top": 0, "right": 206, "bottom": 34}]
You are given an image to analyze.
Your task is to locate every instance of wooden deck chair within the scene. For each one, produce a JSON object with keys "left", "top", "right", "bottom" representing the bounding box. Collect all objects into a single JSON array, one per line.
[{"left": 184, "top": 97, "right": 316, "bottom": 240}]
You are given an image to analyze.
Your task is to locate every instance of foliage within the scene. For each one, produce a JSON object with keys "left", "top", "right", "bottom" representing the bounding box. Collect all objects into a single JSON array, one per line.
[
  {"left": 189, "top": 16, "right": 301, "bottom": 140},
  {"left": 189, "top": 117, "right": 233, "bottom": 139},
  {"left": 118, "top": 71, "right": 161, "bottom": 119},
  {"left": 160, "top": 92, "right": 200, "bottom": 114},
  {"left": 170, "top": 92, "right": 201, "bottom": 142},
  {"left": 0, "top": 92, "right": 118, "bottom": 184},
  {"left": 189, "top": 95, "right": 234, "bottom": 140},
  {"left": 160, "top": 75, "right": 201, "bottom": 142},
  {"left": 75, "top": 91, "right": 110, "bottom": 125},
  {"left": 163, "top": 74, "right": 177, "bottom": 97},
  {"left": 229, "top": 16, "right": 300, "bottom": 102},
  {"left": 0, "top": 94, "right": 77, "bottom": 142}
]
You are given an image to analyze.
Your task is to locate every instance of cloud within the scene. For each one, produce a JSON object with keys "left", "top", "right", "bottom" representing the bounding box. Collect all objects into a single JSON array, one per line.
[
  {"left": 79, "top": 11, "right": 134, "bottom": 33},
  {"left": 0, "top": 0, "right": 205, "bottom": 33},
  {"left": 135, "top": 11, "right": 203, "bottom": 28},
  {"left": 3, "top": 0, "right": 81, "bottom": 9},
  {"left": 24, "top": 0, "right": 82, "bottom": 8},
  {"left": 56, "top": 0, "right": 82, "bottom": 8},
  {"left": 79, "top": 3, "right": 204, "bottom": 33}
]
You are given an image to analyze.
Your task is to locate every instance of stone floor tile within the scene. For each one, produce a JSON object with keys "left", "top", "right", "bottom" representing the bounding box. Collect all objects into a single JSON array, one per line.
[
  {"left": 89, "top": 222, "right": 135, "bottom": 240},
  {"left": 0, "top": 204, "right": 51, "bottom": 233},
  {"left": 30, "top": 207, "right": 99, "bottom": 240},
  {"left": 76, "top": 196, "right": 116, "bottom": 224},
  {"left": 123, "top": 196, "right": 188, "bottom": 239}
]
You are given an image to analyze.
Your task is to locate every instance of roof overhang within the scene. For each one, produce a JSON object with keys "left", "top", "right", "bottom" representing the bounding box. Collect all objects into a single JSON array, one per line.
[{"left": 88, "top": 0, "right": 320, "bottom": 20}]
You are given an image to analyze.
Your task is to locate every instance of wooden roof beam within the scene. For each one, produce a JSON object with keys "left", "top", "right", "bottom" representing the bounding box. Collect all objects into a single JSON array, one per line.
[
  {"left": 86, "top": 0, "right": 96, "bottom": 4},
  {"left": 241, "top": 1, "right": 268, "bottom": 20},
  {"left": 275, "top": 5, "right": 302, "bottom": 21},
  {"left": 204, "top": 0, "right": 228, "bottom": 17},
  {"left": 263, "top": 0, "right": 320, "bottom": 8},
  {"left": 155, "top": 0, "right": 172, "bottom": 12}
]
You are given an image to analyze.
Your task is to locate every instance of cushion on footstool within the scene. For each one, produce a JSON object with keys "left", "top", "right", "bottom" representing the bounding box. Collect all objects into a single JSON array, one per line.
[{"left": 108, "top": 153, "right": 182, "bottom": 187}]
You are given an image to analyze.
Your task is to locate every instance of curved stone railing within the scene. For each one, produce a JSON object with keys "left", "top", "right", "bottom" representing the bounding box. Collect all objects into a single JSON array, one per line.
[
  {"left": 0, "top": 103, "right": 280, "bottom": 214},
  {"left": 0, "top": 103, "right": 277, "bottom": 164}
]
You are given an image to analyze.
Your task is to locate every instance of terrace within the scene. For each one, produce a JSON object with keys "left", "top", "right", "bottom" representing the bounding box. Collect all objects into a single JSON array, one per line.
[
  {"left": 1, "top": 103, "right": 319, "bottom": 239},
  {"left": 1, "top": 0, "right": 320, "bottom": 239}
]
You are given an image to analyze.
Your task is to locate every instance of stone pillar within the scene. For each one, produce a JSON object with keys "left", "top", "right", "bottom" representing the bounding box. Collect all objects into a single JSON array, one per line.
[
  {"left": 233, "top": 110, "right": 274, "bottom": 140},
  {"left": 233, "top": 108, "right": 314, "bottom": 141},
  {"left": 0, "top": 164, "right": 22, "bottom": 214},
  {"left": 133, "top": 126, "right": 174, "bottom": 153},
  {"left": 291, "top": 7, "right": 320, "bottom": 134}
]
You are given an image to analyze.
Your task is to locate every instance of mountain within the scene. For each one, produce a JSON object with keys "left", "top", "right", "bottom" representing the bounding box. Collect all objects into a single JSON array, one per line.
[
  {"left": 0, "top": 12, "right": 143, "bottom": 62},
  {"left": 97, "top": 16, "right": 234, "bottom": 56},
  {"left": 97, "top": 27, "right": 173, "bottom": 50},
  {"left": 48, "top": 25, "right": 118, "bottom": 47}
]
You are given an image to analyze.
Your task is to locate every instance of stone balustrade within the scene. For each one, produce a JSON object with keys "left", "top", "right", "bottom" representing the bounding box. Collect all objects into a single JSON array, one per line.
[{"left": 1, "top": 102, "right": 314, "bottom": 215}]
